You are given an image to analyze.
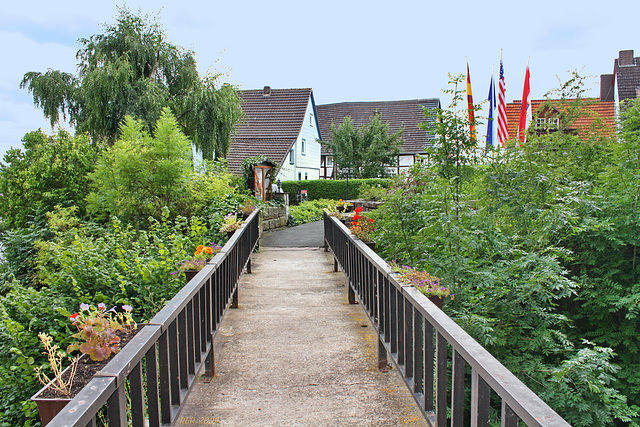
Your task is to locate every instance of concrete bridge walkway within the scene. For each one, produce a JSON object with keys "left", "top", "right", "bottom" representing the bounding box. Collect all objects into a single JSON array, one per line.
[{"left": 175, "top": 222, "right": 427, "bottom": 426}]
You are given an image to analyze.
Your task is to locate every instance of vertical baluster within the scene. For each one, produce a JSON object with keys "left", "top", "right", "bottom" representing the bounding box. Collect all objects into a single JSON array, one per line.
[
  {"left": 404, "top": 295, "right": 414, "bottom": 382},
  {"left": 414, "top": 308, "right": 424, "bottom": 405},
  {"left": 186, "top": 301, "right": 195, "bottom": 376},
  {"left": 501, "top": 401, "right": 519, "bottom": 427},
  {"left": 107, "top": 383, "right": 127, "bottom": 425},
  {"left": 397, "top": 288, "right": 405, "bottom": 369},
  {"left": 193, "top": 290, "right": 202, "bottom": 363},
  {"left": 471, "top": 369, "right": 490, "bottom": 427},
  {"left": 451, "top": 350, "right": 465, "bottom": 427},
  {"left": 129, "top": 361, "right": 145, "bottom": 427},
  {"left": 168, "top": 320, "right": 180, "bottom": 406},
  {"left": 424, "top": 321, "right": 434, "bottom": 412},
  {"left": 158, "top": 329, "right": 172, "bottom": 424},
  {"left": 435, "top": 332, "right": 447, "bottom": 426},
  {"left": 390, "top": 283, "right": 397, "bottom": 355},
  {"left": 178, "top": 310, "right": 189, "bottom": 390},
  {"left": 145, "top": 344, "right": 161, "bottom": 427}
]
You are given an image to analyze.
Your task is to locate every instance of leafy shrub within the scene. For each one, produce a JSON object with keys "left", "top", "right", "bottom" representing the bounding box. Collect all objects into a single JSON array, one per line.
[
  {"left": 0, "top": 129, "right": 101, "bottom": 229},
  {"left": 288, "top": 199, "right": 335, "bottom": 226},
  {"left": 281, "top": 178, "right": 394, "bottom": 202}
]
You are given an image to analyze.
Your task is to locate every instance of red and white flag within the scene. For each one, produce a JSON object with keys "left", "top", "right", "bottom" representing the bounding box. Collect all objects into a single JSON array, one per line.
[
  {"left": 497, "top": 59, "right": 508, "bottom": 147},
  {"left": 518, "top": 62, "right": 531, "bottom": 144}
]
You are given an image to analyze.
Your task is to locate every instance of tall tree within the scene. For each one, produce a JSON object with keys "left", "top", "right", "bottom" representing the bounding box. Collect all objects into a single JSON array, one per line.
[
  {"left": 20, "top": 7, "right": 242, "bottom": 160},
  {"left": 321, "top": 114, "right": 403, "bottom": 179}
]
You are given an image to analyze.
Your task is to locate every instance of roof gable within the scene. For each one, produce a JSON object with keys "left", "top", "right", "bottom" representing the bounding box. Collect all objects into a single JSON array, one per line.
[
  {"left": 505, "top": 98, "right": 615, "bottom": 140},
  {"left": 315, "top": 99, "right": 441, "bottom": 156},
  {"left": 227, "top": 88, "right": 314, "bottom": 174}
]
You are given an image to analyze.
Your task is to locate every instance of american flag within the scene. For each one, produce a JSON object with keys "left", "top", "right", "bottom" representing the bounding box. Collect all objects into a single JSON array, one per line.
[{"left": 497, "top": 60, "right": 508, "bottom": 147}]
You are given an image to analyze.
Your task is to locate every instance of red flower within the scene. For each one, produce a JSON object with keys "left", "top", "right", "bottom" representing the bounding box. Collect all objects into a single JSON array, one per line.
[
  {"left": 353, "top": 213, "right": 361, "bottom": 220},
  {"left": 354, "top": 206, "right": 363, "bottom": 214},
  {"left": 69, "top": 313, "right": 79, "bottom": 322}
]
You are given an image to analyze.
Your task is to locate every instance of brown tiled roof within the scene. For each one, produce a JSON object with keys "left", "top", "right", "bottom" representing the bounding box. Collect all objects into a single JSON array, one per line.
[
  {"left": 505, "top": 98, "right": 616, "bottom": 141},
  {"left": 227, "top": 88, "right": 313, "bottom": 174},
  {"left": 316, "top": 99, "right": 441, "bottom": 156}
]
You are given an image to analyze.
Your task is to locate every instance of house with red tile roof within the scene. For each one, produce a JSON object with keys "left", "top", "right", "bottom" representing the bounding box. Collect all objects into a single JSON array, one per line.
[
  {"left": 505, "top": 96, "right": 615, "bottom": 143},
  {"left": 315, "top": 99, "right": 440, "bottom": 179},
  {"left": 227, "top": 86, "right": 321, "bottom": 182}
]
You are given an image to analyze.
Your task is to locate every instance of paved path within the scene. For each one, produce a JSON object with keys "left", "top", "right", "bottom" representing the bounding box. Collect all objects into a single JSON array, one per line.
[
  {"left": 260, "top": 220, "right": 324, "bottom": 248},
  {"left": 176, "top": 227, "right": 427, "bottom": 426}
]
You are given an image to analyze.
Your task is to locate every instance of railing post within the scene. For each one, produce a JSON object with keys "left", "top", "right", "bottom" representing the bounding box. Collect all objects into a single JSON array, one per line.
[
  {"left": 348, "top": 283, "right": 356, "bottom": 304},
  {"left": 231, "top": 285, "right": 239, "bottom": 309},
  {"left": 378, "top": 339, "right": 389, "bottom": 372},
  {"left": 247, "top": 256, "right": 252, "bottom": 274}
]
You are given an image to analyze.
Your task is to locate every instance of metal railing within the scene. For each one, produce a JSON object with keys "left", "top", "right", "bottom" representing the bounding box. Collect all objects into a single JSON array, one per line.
[
  {"left": 47, "top": 209, "right": 261, "bottom": 427},
  {"left": 323, "top": 212, "right": 570, "bottom": 427}
]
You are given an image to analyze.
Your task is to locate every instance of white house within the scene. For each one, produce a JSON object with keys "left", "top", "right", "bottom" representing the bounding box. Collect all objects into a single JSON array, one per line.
[{"left": 227, "top": 86, "right": 322, "bottom": 183}]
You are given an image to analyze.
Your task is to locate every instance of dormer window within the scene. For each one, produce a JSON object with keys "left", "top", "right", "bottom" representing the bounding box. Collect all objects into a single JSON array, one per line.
[
  {"left": 301, "top": 138, "right": 306, "bottom": 155},
  {"left": 310, "top": 113, "right": 314, "bottom": 126},
  {"left": 536, "top": 117, "right": 559, "bottom": 130}
]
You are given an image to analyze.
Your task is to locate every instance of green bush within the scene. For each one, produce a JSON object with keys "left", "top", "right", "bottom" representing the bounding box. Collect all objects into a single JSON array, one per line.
[
  {"left": 281, "top": 178, "right": 394, "bottom": 202},
  {"left": 288, "top": 199, "right": 336, "bottom": 226}
]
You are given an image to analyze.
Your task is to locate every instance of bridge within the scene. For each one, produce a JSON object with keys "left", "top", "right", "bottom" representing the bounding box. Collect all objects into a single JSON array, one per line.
[{"left": 44, "top": 210, "right": 570, "bottom": 426}]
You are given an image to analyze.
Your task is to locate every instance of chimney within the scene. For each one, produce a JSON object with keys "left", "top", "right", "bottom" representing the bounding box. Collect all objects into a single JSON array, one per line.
[
  {"left": 600, "top": 74, "right": 615, "bottom": 101},
  {"left": 619, "top": 50, "right": 635, "bottom": 66},
  {"left": 263, "top": 86, "right": 271, "bottom": 97}
]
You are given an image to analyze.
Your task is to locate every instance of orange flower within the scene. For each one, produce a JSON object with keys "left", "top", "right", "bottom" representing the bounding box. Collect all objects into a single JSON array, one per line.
[{"left": 204, "top": 246, "right": 213, "bottom": 255}]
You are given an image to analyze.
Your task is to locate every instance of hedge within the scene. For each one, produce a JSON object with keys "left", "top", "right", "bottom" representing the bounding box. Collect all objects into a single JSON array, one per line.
[{"left": 282, "top": 178, "right": 394, "bottom": 202}]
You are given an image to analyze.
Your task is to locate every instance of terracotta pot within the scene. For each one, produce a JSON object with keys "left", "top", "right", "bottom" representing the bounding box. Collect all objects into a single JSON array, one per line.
[
  {"left": 32, "top": 392, "right": 71, "bottom": 426},
  {"left": 31, "top": 355, "right": 83, "bottom": 426}
]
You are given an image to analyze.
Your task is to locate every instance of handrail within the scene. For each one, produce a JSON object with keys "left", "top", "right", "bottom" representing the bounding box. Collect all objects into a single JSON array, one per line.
[
  {"left": 323, "top": 211, "right": 570, "bottom": 427},
  {"left": 47, "top": 209, "right": 261, "bottom": 427}
]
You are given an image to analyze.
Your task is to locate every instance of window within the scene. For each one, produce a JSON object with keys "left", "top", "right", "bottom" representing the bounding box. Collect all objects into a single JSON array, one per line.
[
  {"left": 310, "top": 113, "right": 314, "bottom": 126},
  {"left": 305, "top": 173, "right": 308, "bottom": 180},
  {"left": 289, "top": 148, "right": 294, "bottom": 164},
  {"left": 301, "top": 138, "right": 306, "bottom": 155},
  {"left": 536, "top": 117, "right": 559, "bottom": 129},
  {"left": 298, "top": 172, "right": 302, "bottom": 181}
]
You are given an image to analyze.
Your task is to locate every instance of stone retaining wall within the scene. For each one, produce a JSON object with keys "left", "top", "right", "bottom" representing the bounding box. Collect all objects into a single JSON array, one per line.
[{"left": 261, "top": 206, "right": 287, "bottom": 231}]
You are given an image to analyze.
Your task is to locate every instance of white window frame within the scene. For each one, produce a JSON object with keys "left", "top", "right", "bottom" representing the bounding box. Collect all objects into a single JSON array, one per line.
[{"left": 301, "top": 138, "right": 306, "bottom": 156}]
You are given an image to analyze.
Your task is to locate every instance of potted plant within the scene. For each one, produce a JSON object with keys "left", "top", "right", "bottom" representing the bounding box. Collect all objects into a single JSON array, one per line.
[
  {"left": 389, "top": 262, "right": 453, "bottom": 309},
  {"left": 220, "top": 213, "right": 243, "bottom": 239},
  {"left": 350, "top": 207, "right": 376, "bottom": 250},
  {"left": 241, "top": 199, "right": 256, "bottom": 219},
  {"left": 336, "top": 199, "right": 353, "bottom": 213},
  {"left": 32, "top": 303, "right": 137, "bottom": 425},
  {"left": 173, "top": 244, "right": 222, "bottom": 282}
]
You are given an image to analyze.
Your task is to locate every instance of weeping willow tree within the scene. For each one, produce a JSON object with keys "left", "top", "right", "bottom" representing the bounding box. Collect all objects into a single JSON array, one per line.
[{"left": 20, "top": 6, "right": 242, "bottom": 160}]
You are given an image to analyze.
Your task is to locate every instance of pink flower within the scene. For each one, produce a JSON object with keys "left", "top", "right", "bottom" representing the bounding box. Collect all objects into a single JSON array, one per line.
[{"left": 80, "top": 303, "right": 90, "bottom": 311}]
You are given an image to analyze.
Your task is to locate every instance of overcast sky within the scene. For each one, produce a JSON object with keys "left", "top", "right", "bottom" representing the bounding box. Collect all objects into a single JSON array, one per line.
[{"left": 1, "top": 0, "right": 637, "bottom": 159}]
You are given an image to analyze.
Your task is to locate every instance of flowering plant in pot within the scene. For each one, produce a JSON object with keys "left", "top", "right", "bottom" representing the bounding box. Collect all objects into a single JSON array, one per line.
[
  {"left": 336, "top": 199, "right": 353, "bottom": 212},
  {"left": 350, "top": 207, "right": 375, "bottom": 243},
  {"left": 32, "top": 303, "right": 137, "bottom": 425},
  {"left": 173, "top": 243, "right": 223, "bottom": 281},
  {"left": 241, "top": 199, "right": 256, "bottom": 219},
  {"left": 219, "top": 213, "right": 243, "bottom": 236},
  {"left": 389, "top": 262, "right": 453, "bottom": 309}
]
